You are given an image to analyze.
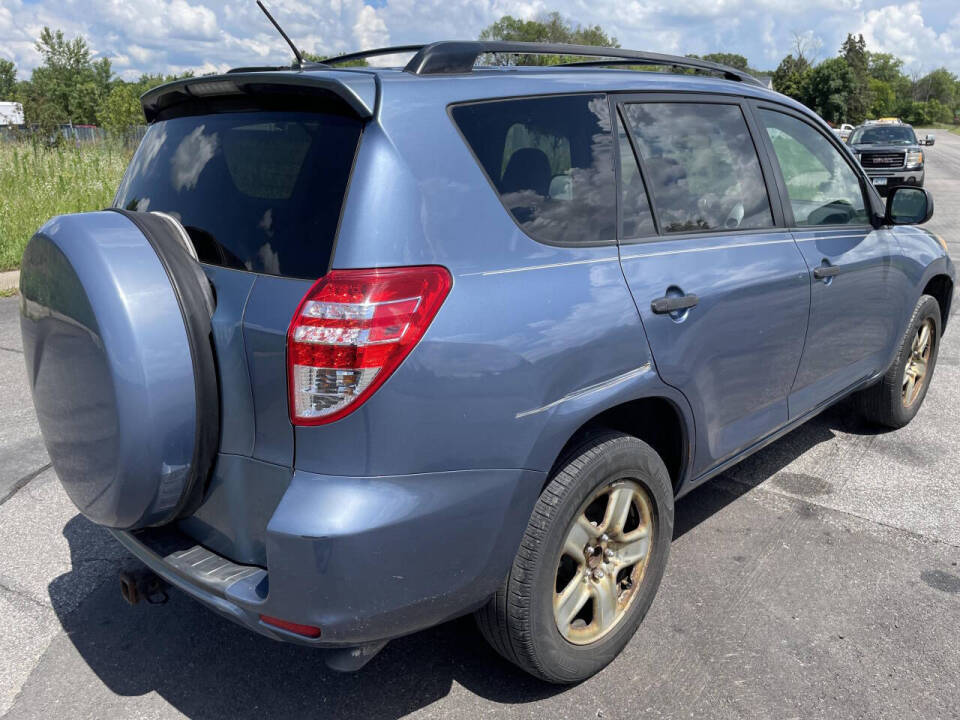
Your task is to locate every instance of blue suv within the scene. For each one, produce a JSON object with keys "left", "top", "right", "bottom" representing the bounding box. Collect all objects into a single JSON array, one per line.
[{"left": 19, "top": 42, "right": 955, "bottom": 683}]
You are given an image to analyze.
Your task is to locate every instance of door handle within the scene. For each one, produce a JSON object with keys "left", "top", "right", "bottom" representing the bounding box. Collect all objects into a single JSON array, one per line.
[
  {"left": 651, "top": 293, "right": 699, "bottom": 315},
  {"left": 813, "top": 264, "right": 843, "bottom": 280}
]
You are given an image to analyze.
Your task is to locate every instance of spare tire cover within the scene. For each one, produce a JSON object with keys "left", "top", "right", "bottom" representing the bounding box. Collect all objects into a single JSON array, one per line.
[{"left": 19, "top": 210, "right": 218, "bottom": 529}]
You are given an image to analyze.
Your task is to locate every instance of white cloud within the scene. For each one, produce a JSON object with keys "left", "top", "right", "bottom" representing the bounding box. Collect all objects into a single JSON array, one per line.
[
  {"left": 858, "top": 2, "right": 959, "bottom": 72},
  {"left": 352, "top": 5, "right": 389, "bottom": 51}
]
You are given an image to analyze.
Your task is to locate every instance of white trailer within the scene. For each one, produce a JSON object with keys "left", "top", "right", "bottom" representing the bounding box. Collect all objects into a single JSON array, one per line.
[{"left": 0, "top": 101, "right": 25, "bottom": 126}]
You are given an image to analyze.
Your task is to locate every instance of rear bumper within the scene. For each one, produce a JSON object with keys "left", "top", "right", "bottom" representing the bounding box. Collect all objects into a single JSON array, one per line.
[{"left": 115, "top": 466, "right": 544, "bottom": 648}]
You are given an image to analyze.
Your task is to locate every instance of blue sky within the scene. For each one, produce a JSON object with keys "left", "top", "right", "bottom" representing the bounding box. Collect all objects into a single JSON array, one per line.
[{"left": 1, "top": 0, "right": 959, "bottom": 81}]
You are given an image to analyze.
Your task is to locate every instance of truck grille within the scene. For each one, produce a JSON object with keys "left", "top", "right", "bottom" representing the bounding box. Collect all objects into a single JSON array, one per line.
[{"left": 860, "top": 152, "right": 906, "bottom": 169}]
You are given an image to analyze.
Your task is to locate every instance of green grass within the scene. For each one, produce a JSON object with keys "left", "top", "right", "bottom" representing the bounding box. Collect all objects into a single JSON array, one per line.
[{"left": 0, "top": 140, "right": 132, "bottom": 271}]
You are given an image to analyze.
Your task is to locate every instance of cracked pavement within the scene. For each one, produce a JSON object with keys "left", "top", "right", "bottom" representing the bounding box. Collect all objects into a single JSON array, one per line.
[{"left": 0, "top": 130, "right": 958, "bottom": 719}]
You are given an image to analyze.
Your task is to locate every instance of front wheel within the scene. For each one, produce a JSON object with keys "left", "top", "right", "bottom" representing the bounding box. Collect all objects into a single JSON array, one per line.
[
  {"left": 475, "top": 431, "right": 674, "bottom": 683},
  {"left": 857, "top": 294, "right": 941, "bottom": 428}
]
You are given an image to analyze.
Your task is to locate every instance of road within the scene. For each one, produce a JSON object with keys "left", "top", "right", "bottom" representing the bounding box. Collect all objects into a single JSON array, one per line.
[{"left": 1, "top": 131, "right": 959, "bottom": 720}]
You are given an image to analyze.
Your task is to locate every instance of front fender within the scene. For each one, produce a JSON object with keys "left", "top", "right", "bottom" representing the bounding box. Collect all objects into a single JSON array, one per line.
[{"left": 892, "top": 227, "right": 955, "bottom": 335}]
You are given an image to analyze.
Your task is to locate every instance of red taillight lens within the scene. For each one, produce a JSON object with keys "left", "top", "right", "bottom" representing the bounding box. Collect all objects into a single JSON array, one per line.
[
  {"left": 259, "top": 614, "right": 322, "bottom": 638},
  {"left": 287, "top": 266, "right": 452, "bottom": 425}
]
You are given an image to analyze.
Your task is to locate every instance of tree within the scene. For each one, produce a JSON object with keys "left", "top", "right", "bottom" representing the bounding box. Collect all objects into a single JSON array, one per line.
[
  {"left": 98, "top": 83, "right": 143, "bottom": 133},
  {"left": 801, "top": 57, "right": 855, "bottom": 125},
  {"left": 791, "top": 31, "right": 822, "bottom": 64},
  {"left": 98, "top": 72, "right": 194, "bottom": 133},
  {"left": 478, "top": 12, "right": 618, "bottom": 65},
  {"left": 867, "top": 78, "right": 896, "bottom": 118},
  {"left": 772, "top": 54, "right": 810, "bottom": 99},
  {"left": 0, "top": 59, "right": 16, "bottom": 99},
  {"left": 840, "top": 33, "right": 869, "bottom": 124},
  {"left": 302, "top": 52, "right": 368, "bottom": 68},
  {"left": 866, "top": 52, "right": 903, "bottom": 84},
  {"left": 914, "top": 68, "right": 957, "bottom": 108},
  {"left": 26, "top": 27, "right": 112, "bottom": 125},
  {"left": 698, "top": 53, "right": 749, "bottom": 72}
]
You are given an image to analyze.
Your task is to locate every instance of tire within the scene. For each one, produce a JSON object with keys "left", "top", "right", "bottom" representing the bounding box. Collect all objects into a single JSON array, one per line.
[
  {"left": 857, "top": 294, "right": 941, "bottom": 429},
  {"left": 476, "top": 431, "right": 674, "bottom": 683}
]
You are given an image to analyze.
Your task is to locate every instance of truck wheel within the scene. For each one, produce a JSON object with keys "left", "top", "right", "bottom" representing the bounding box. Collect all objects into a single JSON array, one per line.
[
  {"left": 476, "top": 431, "right": 673, "bottom": 683},
  {"left": 857, "top": 294, "right": 941, "bottom": 429}
]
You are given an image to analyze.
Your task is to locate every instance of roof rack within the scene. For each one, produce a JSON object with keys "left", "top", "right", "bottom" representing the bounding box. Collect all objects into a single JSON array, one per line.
[
  {"left": 321, "top": 45, "right": 426, "bottom": 66},
  {"left": 402, "top": 41, "right": 764, "bottom": 85}
]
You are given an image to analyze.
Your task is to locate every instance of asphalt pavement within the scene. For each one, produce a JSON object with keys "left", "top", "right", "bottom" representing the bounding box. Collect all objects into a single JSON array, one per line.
[{"left": 0, "top": 131, "right": 958, "bottom": 720}]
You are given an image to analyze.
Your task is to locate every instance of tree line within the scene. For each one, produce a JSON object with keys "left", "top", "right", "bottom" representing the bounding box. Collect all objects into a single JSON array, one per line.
[
  {"left": 0, "top": 28, "right": 191, "bottom": 134},
  {"left": 1, "top": 19, "right": 958, "bottom": 136},
  {"left": 477, "top": 16, "right": 960, "bottom": 127},
  {"left": 770, "top": 33, "right": 958, "bottom": 126}
]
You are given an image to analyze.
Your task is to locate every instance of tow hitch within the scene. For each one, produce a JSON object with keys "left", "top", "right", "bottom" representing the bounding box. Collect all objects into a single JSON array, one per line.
[{"left": 119, "top": 566, "right": 170, "bottom": 605}]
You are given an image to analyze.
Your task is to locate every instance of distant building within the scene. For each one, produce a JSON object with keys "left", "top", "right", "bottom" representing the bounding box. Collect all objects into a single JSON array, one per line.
[{"left": 0, "top": 101, "right": 25, "bottom": 126}]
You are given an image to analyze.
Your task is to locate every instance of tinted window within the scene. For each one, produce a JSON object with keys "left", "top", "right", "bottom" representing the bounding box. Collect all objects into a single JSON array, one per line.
[
  {"left": 622, "top": 103, "right": 773, "bottom": 233},
  {"left": 616, "top": 114, "right": 655, "bottom": 239},
  {"left": 114, "top": 111, "right": 362, "bottom": 278},
  {"left": 451, "top": 95, "right": 616, "bottom": 245},
  {"left": 758, "top": 110, "right": 869, "bottom": 227}
]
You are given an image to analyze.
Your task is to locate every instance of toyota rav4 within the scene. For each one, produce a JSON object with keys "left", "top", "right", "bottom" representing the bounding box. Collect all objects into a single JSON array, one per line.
[{"left": 19, "top": 41, "right": 954, "bottom": 683}]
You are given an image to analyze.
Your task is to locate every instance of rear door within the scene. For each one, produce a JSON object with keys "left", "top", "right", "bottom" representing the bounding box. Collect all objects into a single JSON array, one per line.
[
  {"left": 615, "top": 95, "right": 810, "bottom": 478},
  {"left": 751, "top": 104, "right": 903, "bottom": 417}
]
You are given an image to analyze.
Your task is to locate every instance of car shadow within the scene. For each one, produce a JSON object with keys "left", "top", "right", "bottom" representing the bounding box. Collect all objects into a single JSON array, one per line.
[
  {"left": 673, "top": 395, "right": 890, "bottom": 538},
  {"left": 47, "top": 396, "right": 884, "bottom": 718}
]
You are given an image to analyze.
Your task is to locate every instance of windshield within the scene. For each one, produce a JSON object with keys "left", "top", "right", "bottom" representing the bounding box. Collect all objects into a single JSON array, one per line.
[
  {"left": 114, "top": 111, "right": 362, "bottom": 279},
  {"left": 849, "top": 125, "right": 917, "bottom": 146}
]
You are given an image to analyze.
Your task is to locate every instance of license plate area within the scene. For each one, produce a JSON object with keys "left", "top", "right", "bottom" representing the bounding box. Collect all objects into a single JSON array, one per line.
[{"left": 871, "top": 177, "right": 888, "bottom": 186}]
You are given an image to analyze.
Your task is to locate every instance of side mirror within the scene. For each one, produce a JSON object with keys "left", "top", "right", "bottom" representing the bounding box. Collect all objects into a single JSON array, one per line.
[
  {"left": 925, "top": 134, "right": 936, "bottom": 146},
  {"left": 885, "top": 186, "right": 934, "bottom": 225}
]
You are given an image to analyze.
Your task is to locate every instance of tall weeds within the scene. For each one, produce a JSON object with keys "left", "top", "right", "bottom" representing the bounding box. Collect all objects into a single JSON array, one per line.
[{"left": 0, "top": 138, "right": 132, "bottom": 270}]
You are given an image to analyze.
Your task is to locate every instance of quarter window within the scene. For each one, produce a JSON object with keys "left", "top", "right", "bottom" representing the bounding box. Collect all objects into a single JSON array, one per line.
[
  {"left": 621, "top": 103, "right": 773, "bottom": 233},
  {"left": 451, "top": 95, "right": 616, "bottom": 245},
  {"left": 757, "top": 109, "right": 869, "bottom": 227}
]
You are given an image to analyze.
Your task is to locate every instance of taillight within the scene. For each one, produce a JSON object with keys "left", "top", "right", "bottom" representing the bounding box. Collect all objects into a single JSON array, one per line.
[{"left": 287, "top": 266, "right": 452, "bottom": 425}]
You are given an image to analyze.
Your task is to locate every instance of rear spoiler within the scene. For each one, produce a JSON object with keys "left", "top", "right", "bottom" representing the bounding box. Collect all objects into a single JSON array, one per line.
[{"left": 140, "top": 70, "right": 377, "bottom": 122}]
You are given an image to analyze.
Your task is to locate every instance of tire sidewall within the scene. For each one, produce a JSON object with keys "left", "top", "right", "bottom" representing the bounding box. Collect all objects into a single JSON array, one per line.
[
  {"left": 522, "top": 436, "right": 674, "bottom": 683},
  {"left": 888, "top": 295, "right": 941, "bottom": 426}
]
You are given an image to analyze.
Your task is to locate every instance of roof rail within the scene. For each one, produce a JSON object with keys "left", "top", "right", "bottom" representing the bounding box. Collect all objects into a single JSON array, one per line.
[
  {"left": 322, "top": 45, "right": 426, "bottom": 66},
  {"left": 402, "top": 41, "right": 764, "bottom": 86}
]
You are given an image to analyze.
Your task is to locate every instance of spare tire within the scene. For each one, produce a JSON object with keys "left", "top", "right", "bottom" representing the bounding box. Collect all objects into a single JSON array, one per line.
[{"left": 19, "top": 209, "right": 219, "bottom": 529}]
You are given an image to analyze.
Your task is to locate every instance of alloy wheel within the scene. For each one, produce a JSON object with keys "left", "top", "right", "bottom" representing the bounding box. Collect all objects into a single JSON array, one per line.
[
  {"left": 902, "top": 317, "right": 935, "bottom": 407},
  {"left": 553, "top": 479, "right": 655, "bottom": 645}
]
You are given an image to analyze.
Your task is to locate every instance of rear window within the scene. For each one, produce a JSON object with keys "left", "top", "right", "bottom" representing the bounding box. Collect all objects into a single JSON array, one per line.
[
  {"left": 451, "top": 94, "right": 616, "bottom": 245},
  {"left": 114, "top": 111, "right": 362, "bottom": 279}
]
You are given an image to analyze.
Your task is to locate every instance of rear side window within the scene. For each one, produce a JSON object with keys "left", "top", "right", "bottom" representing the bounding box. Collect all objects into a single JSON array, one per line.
[
  {"left": 621, "top": 103, "right": 773, "bottom": 233},
  {"left": 114, "top": 111, "right": 362, "bottom": 279},
  {"left": 451, "top": 95, "right": 616, "bottom": 245}
]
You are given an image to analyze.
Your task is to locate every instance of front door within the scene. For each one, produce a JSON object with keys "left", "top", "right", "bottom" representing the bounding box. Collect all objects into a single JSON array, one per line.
[
  {"left": 615, "top": 97, "right": 810, "bottom": 478},
  {"left": 752, "top": 106, "right": 903, "bottom": 417}
]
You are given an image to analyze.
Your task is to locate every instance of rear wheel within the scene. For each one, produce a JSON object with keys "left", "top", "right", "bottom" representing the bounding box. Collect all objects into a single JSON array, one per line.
[
  {"left": 476, "top": 432, "right": 673, "bottom": 683},
  {"left": 858, "top": 294, "right": 941, "bottom": 428}
]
